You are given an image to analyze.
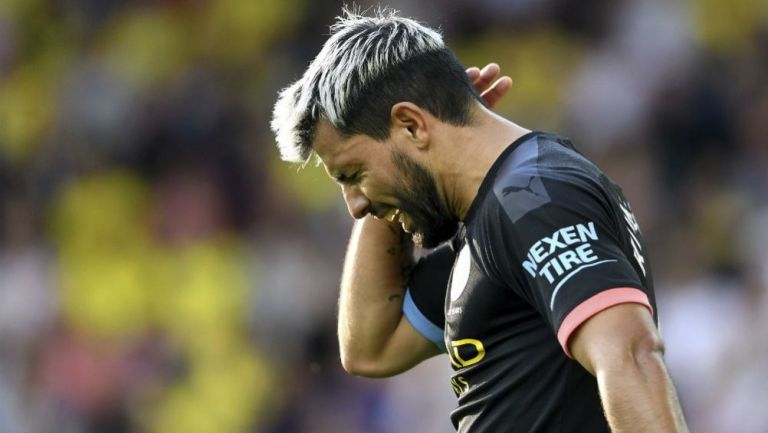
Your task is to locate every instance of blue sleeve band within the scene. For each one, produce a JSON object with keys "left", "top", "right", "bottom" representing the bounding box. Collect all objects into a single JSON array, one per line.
[{"left": 403, "top": 289, "right": 446, "bottom": 352}]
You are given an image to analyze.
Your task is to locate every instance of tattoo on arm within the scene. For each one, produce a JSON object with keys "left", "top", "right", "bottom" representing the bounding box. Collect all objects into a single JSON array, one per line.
[
  {"left": 388, "top": 294, "right": 402, "bottom": 303},
  {"left": 386, "top": 224, "right": 408, "bottom": 255},
  {"left": 384, "top": 223, "right": 415, "bottom": 287}
]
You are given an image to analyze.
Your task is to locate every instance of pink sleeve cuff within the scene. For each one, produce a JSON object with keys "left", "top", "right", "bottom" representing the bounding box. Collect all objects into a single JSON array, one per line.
[{"left": 557, "top": 287, "right": 653, "bottom": 358}]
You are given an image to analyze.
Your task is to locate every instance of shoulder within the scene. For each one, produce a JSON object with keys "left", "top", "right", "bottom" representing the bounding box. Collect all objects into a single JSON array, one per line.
[{"left": 487, "top": 132, "right": 610, "bottom": 225}]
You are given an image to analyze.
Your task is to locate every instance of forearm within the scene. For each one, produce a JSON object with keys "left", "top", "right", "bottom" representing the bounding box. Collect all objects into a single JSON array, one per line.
[
  {"left": 597, "top": 348, "right": 688, "bottom": 433},
  {"left": 338, "top": 216, "right": 413, "bottom": 372}
]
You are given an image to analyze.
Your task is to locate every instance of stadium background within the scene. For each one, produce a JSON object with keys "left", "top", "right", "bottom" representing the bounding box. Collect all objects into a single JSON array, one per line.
[{"left": 0, "top": 0, "right": 767, "bottom": 431}]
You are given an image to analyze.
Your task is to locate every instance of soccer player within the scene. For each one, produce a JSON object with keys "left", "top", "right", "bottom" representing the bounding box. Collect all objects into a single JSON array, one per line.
[{"left": 271, "top": 9, "right": 688, "bottom": 433}]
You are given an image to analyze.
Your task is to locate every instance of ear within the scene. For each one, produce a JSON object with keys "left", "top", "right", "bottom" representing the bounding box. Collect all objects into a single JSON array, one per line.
[{"left": 391, "top": 102, "right": 429, "bottom": 150}]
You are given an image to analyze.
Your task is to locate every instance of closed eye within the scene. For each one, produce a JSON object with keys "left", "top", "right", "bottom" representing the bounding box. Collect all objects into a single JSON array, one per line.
[{"left": 334, "top": 171, "right": 360, "bottom": 185}]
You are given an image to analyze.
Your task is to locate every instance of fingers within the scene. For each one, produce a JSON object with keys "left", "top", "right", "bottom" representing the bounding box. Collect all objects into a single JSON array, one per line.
[
  {"left": 478, "top": 63, "right": 501, "bottom": 87},
  {"left": 467, "top": 63, "right": 500, "bottom": 94},
  {"left": 466, "top": 66, "right": 481, "bottom": 83},
  {"left": 466, "top": 63, "right": 513, "bottom": 108},
  {"left": 481, "top": 76, "right": 513, "bottom": 109}
]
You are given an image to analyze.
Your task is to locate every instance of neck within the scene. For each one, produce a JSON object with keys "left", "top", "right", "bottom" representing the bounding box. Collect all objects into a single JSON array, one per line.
[{"left": 437, "top": 106, "right": 530, "bottom": 220}]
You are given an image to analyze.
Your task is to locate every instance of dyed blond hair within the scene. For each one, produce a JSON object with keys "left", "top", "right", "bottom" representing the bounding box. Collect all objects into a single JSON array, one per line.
[{"left": 271, "top": 7, "right": 478, "bottom": 163}]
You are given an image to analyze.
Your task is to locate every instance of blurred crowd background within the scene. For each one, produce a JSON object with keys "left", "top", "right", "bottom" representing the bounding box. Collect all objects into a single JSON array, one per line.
[{"left": 0, "top": 0, "right": 767, "bottom": 432}]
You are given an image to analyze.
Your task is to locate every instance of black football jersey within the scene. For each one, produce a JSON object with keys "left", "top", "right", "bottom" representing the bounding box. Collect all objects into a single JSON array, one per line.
[{"left": 402, "top": 132, "right": 657, "bottom": 433}]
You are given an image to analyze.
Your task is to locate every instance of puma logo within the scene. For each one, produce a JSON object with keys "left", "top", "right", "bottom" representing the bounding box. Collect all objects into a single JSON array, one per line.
[{"left": 502, "top": 176, "right": 541, "bottom": 197}]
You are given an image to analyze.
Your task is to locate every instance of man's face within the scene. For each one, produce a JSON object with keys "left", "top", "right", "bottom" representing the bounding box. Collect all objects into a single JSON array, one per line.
[{"left": 313, "top": 121, "right": 458, "bottom": 248}]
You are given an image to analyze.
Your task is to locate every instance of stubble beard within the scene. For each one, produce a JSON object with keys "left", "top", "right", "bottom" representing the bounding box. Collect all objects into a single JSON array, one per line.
[{"left": 390, "top": 150, "right": 459, "bottom": 249}]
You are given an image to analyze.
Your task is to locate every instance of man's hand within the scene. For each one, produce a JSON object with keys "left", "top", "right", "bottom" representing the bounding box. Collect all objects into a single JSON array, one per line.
[{"left": 466, "top": 63, "right": 513, "bottom": 109}]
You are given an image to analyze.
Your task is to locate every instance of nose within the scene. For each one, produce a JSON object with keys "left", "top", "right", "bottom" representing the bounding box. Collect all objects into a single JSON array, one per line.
[{"left": 342, "top": 184, "right": 371, "bottom": 219}]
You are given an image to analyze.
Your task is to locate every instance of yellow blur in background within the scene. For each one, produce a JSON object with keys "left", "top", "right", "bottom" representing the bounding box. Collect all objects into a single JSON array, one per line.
[{"left": 1, "top": 0, "right": 767, "bottom": 432}]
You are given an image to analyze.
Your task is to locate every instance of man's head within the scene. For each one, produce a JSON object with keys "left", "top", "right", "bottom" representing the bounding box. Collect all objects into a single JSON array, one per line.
[{"left": 271, "top": 8, "right": 482, "bottom": 247}]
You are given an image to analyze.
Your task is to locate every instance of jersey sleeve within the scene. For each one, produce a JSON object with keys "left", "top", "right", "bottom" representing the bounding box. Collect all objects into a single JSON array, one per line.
[
  {"left": 490, "top": 168, "right": 653, "bottom": 358},
  {"left": 403, "top": 244, "right": 453, "bottom": 352}
]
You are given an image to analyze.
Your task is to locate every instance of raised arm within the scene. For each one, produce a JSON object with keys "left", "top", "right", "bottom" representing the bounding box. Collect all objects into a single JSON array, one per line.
[
  {"left": 570, "top": 304, "right": 689, "bottom": 433},
  {"left": 338, "top": 216, "right": 441, "bottom": 377},
  {"left": 336, "top": 63, "right": 509, "bottom": 377}
]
